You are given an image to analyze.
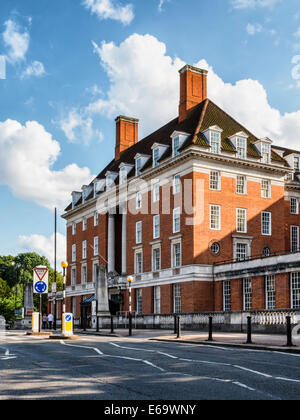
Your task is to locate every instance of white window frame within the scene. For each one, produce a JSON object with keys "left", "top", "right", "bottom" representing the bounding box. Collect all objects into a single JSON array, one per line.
[
  {"left": 72, "top": 244, "right": 76, "bottom": 262},
  {"left": 136, "top": 221, "right": 142, "bottom": 244},
  {"left": 291, "top": 225, "right": 300, "bottom": 252},
  {"left": 290, "top": 197, "right": 299, "bottom": 215},
  {"left": 210, "top": 171, "right": 221, "bottom": 191},
  {"left": 153, "top": 147, "right": 160, "bottom": 168},
  {"left": 235, "top": 243, "right": 248, "bottom": 262},
  {"left": 223, "top": 280, "right": 231, "bottom": 312},
  {"left": 82, "top": 217, "right": 87, "bottom": 231},
  {"left": 136, "top": 289, "right": 143, "bottom": 314},
  {"left": 261, "top": 179, "right": 271, "bottom": 199},
  {"left": 243, "top": 278, "right": 252, "bottom": 311},
  {"left": 136, "top": 192, "right": 142, "bottom": 210},
  {"left": 94, "top": 237, "right": 99, "bottom": 256},
  {"left": 81, "top": 264, "right": 87, "bottom": 284},
  {"left": 173, "top": 207, "right": 181, "bottom": 233},
  {"left": 152, "top": 246, "right": 161, "bottom": 272},
  {"left": 153, "top": 183, "right": 160, "bottom": 203},
  {"left": 136, "top": 158, "right": 142, "bottom": 176},
  {"left": 154, "top": 286, "right": 161, "bottom": 314},
  {"left": 236, "top": 137, "right": 247, "bottom": 159},
  {"left": 72, "top": 222, "right": 76, "bottom": 235},
  {"left": 236, "top": 175, "right": 246, "bottom": 195},
  {"left": 262, "top": 211, "right": 272, "bottom": 236},
  {"left": 82, "top": 240, "right": 87, "bottom": 260},
  {"left": 71, "top": 267, "right": 76, "bottom": 286},
  {"left": 236, "top": 208, "right": 247, "bottom": 233},
  {"left": 291, "top": 272, "right": 300, "bottom": 309},
  {"left": 261, "top": 142, "right": 271, "bottom": 164},
  {"left": 94, "top": 211, "right": 98, "bottom": 227},
  {"left": 173, "top": 284, "right": 181, "bottom": 313},
  {"left": 172, "top": 240, "right": 182, "bottom": 268},
  {"left": 173, "top": 137, "right": 180, "bottom": 157},
  {"left": 210, "top": 130, "right": 221, "bottom": 154},
  {"left": 153, "top": 215, "right": 160, "bottom": 239},
  {"left": 135, "top": 250, "right": 143, "bottom": 274},
  {"left": 265, "top": 275, "right": 276, "bottom": 310},
  {"left": 173, "top": 175, "right": 181, "bottom": 195},
  {"left": 210, "top": 205, "right": 221, "bottom": 231}
]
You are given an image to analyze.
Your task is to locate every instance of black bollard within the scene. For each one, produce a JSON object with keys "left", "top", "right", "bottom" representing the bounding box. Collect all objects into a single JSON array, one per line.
[
  {"left": 286, "top": 316, "right": 293, "bottom": 347},
  {"left": 174, "top": 315, "right": 177, "bottom": 334},
  {"left": 111, "top": 316, "right": 114, "bottom": 334},
  {"left": 246, "top": 316, "right": 252, "bottom": 344},
  {"left": 177, "top": 316, "right": 181, "bottom": 339},
  {"left": 128, "top": 313, "right": 132, "bottom": 337},
  {"left": 207, "top": 316, "right": 213, "bottom": 342}
]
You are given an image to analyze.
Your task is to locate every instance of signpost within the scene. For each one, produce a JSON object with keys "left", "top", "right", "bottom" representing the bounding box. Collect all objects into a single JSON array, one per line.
[
  {"left": 62, "top": 313, "right": 73, "bottom": 337},
  {"left": 33, "top": 266, "right": 49, "bottom": 332}
]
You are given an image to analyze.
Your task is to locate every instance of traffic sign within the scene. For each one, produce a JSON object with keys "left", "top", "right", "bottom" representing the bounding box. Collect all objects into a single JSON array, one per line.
[{"left": 33, "top": 266, "right": 48, "bottom": 294}]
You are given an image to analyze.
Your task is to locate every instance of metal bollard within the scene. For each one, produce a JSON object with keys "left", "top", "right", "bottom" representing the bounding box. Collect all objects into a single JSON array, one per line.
[
  {"left": 177, "top": 316, "right": 181, "bottom": 339},
  {"left": 174, "top": 315, "right": 177, "bottom": 334},
  {"left": 128, "top": 313, "right": 132, "bottom": 337},
  {"left": 111, "top": 316, "right": 114, "bottom": 334},
  {"left": 207, "top": 316, "right": 213, "bottom": 342},
  {"left": 286, "top": 316, "right": 293, "bottom": 347},
  {"left": 246, "top": 316, "right": 252, "bottom": 344}
]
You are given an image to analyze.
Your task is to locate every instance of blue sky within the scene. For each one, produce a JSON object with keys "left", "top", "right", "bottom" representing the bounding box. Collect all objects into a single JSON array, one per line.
[{"left": 0, "top": 0, "right": 299, "bottom": 266}]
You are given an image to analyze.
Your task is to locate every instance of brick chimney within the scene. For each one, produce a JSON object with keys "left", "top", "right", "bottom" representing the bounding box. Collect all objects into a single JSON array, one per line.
[
  {"left": 178, "top": 65, "right": 208, "bottom": 123},
  {"left": 115, "top": 116, "right": 139, "bottom": 161}
]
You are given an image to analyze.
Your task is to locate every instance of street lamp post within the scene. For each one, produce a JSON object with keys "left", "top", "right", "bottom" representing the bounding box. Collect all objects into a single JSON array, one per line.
[
  {"left": 61, "top": 261, "right": 68, "bottom": 328},
  {"left": 127, "top": 276, "right": 133, "bottom": 337}
]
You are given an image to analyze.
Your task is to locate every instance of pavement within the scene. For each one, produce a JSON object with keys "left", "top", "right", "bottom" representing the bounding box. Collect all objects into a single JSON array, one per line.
[{"left": 74, "top": 328, "right": 300, "bottom": 354}]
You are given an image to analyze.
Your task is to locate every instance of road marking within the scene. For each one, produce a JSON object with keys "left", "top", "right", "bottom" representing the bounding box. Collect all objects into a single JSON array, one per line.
[
  {"left": 110, "top": 342, "right": 178, "bottom": 359},
  {"left": 233, "top": 365, "right": 273, "bottom": 378},
  {"left": 60, "top": 340, "right": 103, "bottom": 355},
  {"left": 233, "top": 381, "right": 256, "bottom": 392}
]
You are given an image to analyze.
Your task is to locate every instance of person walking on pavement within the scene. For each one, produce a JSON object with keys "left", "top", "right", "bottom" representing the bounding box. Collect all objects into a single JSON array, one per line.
[
  {"left": 42, "top": 314, "right": 48, "bottom": 330},
  {"left": 48, "top": 313, "right": 53, "bottom": 330}
]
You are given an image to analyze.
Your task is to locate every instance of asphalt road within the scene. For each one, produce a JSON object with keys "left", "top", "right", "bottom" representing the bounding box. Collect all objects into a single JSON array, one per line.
[{"left": 0, "top": 331, "right": 300, "bottom": 401}]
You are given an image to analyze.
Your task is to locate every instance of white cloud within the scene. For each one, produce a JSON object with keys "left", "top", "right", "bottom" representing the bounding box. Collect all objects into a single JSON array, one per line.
[
  {"left": 21, "top": 60, "right": 46, "bottom": 79},
  {"left": 59, "top": 108, "right": 104, "bottom": 145},
  {"left": 158, "top": 0, "right": 170, "bottom": 12},
  {"left": 231, "top": 0, "right": 282, "bottom": 9},
  {"left": 246, "top": 23, "right": 263, "bottom": 35},
  {"left": 0, "top": 119, "right": 94, "bottom": 210},
  {"left": 2, "top": 19, "right": 30, "bottom": 63},
  {"left": 82, "top": 0, "right": 134, "bottom": 25},
  {"left": 88, "top": 33, "right": 300, "bottom": 150},
  {"left": 291, "top": 55, "right": 300, "bottom": 88},
  {"left": 19, "top": 233, "right": 66, "bottom": 268},
  {"left": 89, "top": 34, "right": 185, "bottom": 136}
]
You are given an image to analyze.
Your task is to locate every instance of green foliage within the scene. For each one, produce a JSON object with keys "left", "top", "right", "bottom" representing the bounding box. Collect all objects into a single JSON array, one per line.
[{"left": 0, "top": 252, "right": 61, "bottom": 320}]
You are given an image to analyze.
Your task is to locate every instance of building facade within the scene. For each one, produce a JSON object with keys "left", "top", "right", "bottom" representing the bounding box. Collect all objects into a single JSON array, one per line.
[{"left": 58, "top": 64, "right": 300, "bottom": 323}]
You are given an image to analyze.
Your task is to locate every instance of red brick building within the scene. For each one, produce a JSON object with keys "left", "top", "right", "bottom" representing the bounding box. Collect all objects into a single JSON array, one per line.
[{"left": 57, "top": 64, "right": 300, "bottom": 324}]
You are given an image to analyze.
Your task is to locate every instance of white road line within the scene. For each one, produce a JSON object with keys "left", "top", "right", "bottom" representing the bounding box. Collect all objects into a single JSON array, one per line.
[
  {"left": 233, "top": 365, "right": 273, "bottom": 378},
  {"left": 110, "top": 342, "right": 178, "bottom": 359},
  {"left": 233, "top": 381, "right": 256, "bottom": 392},
  {"left": 60, "top": 340, "right": 103, "bottom": 355}
]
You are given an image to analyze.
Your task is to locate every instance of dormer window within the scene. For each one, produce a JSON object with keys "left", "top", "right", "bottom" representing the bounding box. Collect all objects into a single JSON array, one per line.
[
  {"left": 171, "top": 131, "right": 189, "bottom": 158},
  {"left": 153, "top": 148, "right": 160, "bottom": 168},
  {"left": 203, "top": 126, "right": 223, "bottom": 155},
  {"left": 236, "top": 137, "right": 247, "bottom": 159},
  {"left": 105, "top": 171, "right": 118, "bottom": 191},
  {"left": 210, "top": 131, "right": 221, "bottom": 154},
  {"left": 136, "top": 158, "right": 142, "bottom": 176},
  {"left": 93, "top": 180, "right": 105, "bottom": 198},
  {"left": 120, "top": 167, "right": 127, "bottom": 185},
  {"left": 72, "top": 192, "right": 81, "bottom": 209},
  {"left": 173, "top": 137, "right": 180, "bottom": 157},
  {"left": 151, "top": 143, "right": 169, "bottom": 168},
  {"left": 119, "top": 163, "right": 134, "bottom": 185},
  {"left": 262, "top": 142, "right": 271, "bottom": 164},
  {"left": 82, "top": 186, "right": 88, "bottom": 204},
  {"left": 294, "top": 156, "right": 300, "bottom": 172},
  {"left": 134, "top": 154, "right": 151, "bottom": 177}
]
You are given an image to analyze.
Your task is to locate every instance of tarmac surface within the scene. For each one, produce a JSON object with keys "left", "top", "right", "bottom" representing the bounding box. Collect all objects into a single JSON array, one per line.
[{"left": 0, "top": 329, "right": 300, "bottom": 400}]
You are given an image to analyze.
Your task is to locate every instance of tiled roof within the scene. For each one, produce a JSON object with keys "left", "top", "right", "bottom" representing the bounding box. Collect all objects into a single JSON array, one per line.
[{"left": 64, "top": 99, "right": 289, "bottom": 212}]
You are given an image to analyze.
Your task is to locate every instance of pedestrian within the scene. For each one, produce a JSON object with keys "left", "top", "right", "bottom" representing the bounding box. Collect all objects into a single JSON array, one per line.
[
  {"left": 42, "top": 314, "right": 48, "bottom": 330},
  {"left": 48, "top": 313, "right": 53, "bottom": 330}
]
